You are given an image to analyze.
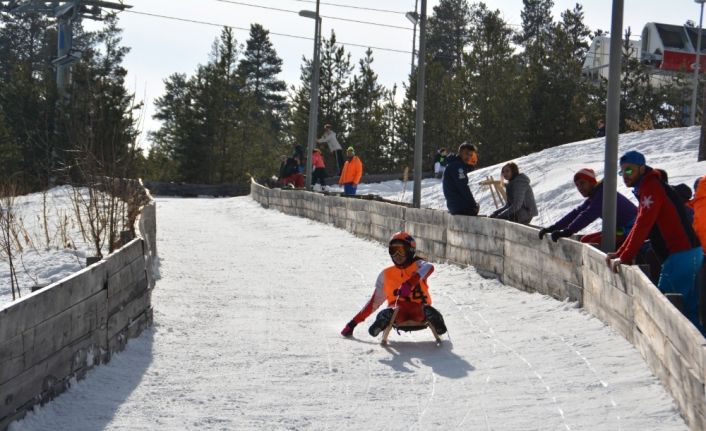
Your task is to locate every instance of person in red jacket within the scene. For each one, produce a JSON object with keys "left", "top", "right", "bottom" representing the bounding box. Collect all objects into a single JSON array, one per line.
[
  {"left": 606, "top": 151, "right": 702, "bottom": 330},
  {"left": 340, "top": 232, "right": 447, "bottom": 338},
  {"left": 311, "top": 148, "right": 327, "bottom": 190}
]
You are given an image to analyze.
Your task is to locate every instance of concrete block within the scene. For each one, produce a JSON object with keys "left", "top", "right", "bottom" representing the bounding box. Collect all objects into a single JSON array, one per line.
[
  {"left": 583, "top": 288, "right": 633, "bottom": 341},
  {"left": 448, "top": 215, "right": 505, "bottom": 238},
  {"left": 446, "top": 229, "right": 504, "bottom": 256}
]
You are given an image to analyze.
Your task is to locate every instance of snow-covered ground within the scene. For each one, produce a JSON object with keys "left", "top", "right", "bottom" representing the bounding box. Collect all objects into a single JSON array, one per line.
[
  {"left": 0, "top": 186, "right": 102, "bottom": 303},
  {"left": 10, "top": 197, "right": 687, "bottom": 430},
  {"left": 332, "top": 126, "right": 706, "bottom": 233}
]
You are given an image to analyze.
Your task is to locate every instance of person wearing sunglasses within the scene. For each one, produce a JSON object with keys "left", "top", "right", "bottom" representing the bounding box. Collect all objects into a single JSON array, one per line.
[
  {"left": 442, "top": 142, "right": 480, "bottom": 216},
  {"left": 340, "top": 231, "right": 446, "bottom": 338},
  {"left": 538, "top": 168, "right": 637, "bottom": 244},
  {"left": 606, "top": 151, "right": 703, "bottom": 331}
]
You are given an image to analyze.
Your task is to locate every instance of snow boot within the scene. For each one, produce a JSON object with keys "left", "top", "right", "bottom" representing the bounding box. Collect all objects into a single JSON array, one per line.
[
  {"left": 369, "top": 308, "right": 394, "bottom": 337},
  {"left": 341, "top": 320, "right": 357, "bottom": 337},
  {"left": 424, "top": 305, "right": 447, "bottom": 335}
]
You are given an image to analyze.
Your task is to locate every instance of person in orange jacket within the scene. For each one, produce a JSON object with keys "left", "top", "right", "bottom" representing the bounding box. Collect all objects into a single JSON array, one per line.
[
  {"left": 340, "top": 231, "right": 447, "bottom": 338},
  {"left": 338, "top": 146, "right": 363, "bottom": 195}
]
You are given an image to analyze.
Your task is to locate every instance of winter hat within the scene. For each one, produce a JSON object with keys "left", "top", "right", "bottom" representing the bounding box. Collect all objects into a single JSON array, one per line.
[
  {"left": 574, "top": 168, "right": 597, "bottom": 185},
  {"left": 619, "top": 150, "right": 646, "bottom": 166},
  {"left": 313, "top": 148, "right": 321, "bottom": 153},
  {"left": 346, "top": 146, "right": 355, "bottom": 154}
]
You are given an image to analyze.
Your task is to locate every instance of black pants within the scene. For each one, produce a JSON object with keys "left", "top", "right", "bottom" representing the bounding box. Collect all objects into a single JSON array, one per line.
[
  {"left": 334, "top": 150, "right": 345, "bottom": 175},
  {"left": 312, "top": 168, "right": 327, "bottom": 187}
]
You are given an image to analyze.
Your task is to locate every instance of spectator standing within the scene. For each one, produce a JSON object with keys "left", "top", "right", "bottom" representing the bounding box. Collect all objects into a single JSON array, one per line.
[
  {"left": 434, "top": 148, "right": 449, "bottom": 179},
  {"left": 339, "top": 146, "right": 363, "bottom": 196},
  {"left": 317, "top": 124, "right": 344, "bottom": 175},
  {"left": 312, "top": 148, "right": 327, "bottom": 190},
  {"left": 442, "top": 142, "right": 480, "bottom": 216},
  {"left": 596, "top": 119, "right": 606, "bottom": 138},
  {"left": 489, "top": 162, "right": 537, "bottom": 225},
  {"left": 606, "top": 151, "right": 702, "bottom": 330},
  {"left": 292, "top": 143, "right": 305, "bottom": 174},
  {"left": 538, "top": 168, "right": 637, "bottom": 244}
]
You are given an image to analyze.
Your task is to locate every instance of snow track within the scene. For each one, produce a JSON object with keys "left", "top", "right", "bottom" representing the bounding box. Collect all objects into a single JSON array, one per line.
[{"left": 11, "top": 197, "right": 688, "bottom": 430}]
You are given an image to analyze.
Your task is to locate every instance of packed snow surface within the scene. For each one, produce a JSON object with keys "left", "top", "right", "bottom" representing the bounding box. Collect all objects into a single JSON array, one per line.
[{"left": 11, "top": 197, "right": 687, "bottom": 430}]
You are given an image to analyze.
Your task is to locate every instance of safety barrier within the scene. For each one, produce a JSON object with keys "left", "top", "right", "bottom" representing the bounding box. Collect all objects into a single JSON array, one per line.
[
  {"left": 251, "top": 179, "right": 706, "bottom": 431},
  {"left": 0, "top": 180, "right": 157, "bottom": 430}
]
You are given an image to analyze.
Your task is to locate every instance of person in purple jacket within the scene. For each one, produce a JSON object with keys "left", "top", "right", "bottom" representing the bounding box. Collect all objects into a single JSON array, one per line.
[{"left": 538, "top": 168, "right": 638, "bottom": 245}]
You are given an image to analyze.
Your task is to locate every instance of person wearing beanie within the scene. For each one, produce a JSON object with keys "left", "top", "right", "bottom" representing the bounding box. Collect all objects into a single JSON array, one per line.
[
  {"left": 538, "top": 167, "right": 637, "bottom": 245},
  {"left": 339, "top": 146, "right": 363, "bottom": 195},
  {"left": 606, "top": 151, "right": 703, "bottom": 331}
]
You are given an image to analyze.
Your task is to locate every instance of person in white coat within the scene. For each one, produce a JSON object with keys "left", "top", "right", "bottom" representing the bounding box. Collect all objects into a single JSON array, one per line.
[{"left": 317, "top": 124, "right": 344, "bottom": 175}]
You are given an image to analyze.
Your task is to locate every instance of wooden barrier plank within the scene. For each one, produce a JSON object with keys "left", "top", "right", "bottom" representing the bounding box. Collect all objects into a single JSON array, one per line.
[
  {"left": 0, "top": 264, "right": 107, "bottom": 343},
  {"left": 632, "top": 276, "right": 706, "bottom": 382},
  {"left": 583, "top": 289, "right": 633, "bottom": 341},
  {"left": 107, "top": 289, "right": 151, "bottom": 340},
  {"left": 104, "top": 239, "right": 144, "bottom": 277}
]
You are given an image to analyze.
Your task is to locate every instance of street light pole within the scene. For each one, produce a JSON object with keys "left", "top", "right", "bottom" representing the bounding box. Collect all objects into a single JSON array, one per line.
[
  {"left": 406, "top": 0, "right": 419, "bottom": 76},
  {"left": 412, "top": 0, "right": 427, "bottom": 208},
  {"left": 300, "top": 1, "right": 322, "bottom": 191},
  {"left": 690, "top": 0, "right": 706, "bottom": 127},
  {"left": 600, "top": 0, "right": 624, "bottom": 253}
]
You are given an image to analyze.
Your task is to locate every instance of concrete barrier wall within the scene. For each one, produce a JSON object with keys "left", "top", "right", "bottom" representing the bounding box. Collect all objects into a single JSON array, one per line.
[
  {"left": 251, "top": 180, "right": 706, "bottom": 431},
  {"left": 0, "top": 182, "right": 157, "bottom": 430}
]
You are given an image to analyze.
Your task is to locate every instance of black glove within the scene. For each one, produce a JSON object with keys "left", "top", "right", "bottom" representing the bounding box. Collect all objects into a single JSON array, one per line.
[
  {"left": 550, "top": 229, "right": 573, "bottom": 242},
  {"left": 538, "top": 227, "right": 552, "bottom": 240}
]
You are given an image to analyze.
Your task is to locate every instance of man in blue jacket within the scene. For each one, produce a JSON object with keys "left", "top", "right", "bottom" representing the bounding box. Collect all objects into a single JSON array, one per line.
[
  {"left": 539, "top": 168, "right": 637, "bottom": 244},
  {"left": 442, "top": 143, "right": 480, "bottom": 216}
]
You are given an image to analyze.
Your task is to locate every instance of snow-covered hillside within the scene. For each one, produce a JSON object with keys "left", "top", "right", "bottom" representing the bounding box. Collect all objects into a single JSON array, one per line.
[{"left": 342, "top": 126, "right": 706, "bottom": 232}]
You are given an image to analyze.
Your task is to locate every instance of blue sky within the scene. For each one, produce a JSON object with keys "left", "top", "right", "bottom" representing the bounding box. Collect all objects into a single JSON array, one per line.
[{"left": 96, "top": 0, "right": 702, "bottom": 146}]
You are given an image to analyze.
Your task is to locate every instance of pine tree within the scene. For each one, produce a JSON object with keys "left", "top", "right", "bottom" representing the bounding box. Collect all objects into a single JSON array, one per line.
[
  {"left": 347, "top": 49, "right": 387, "bottom": 172},
  {"left": 427, "top": 0, "right": 473, "bottom": 71},
  {"left": 236, "top": 23, "right": 287, "bottom": 129},
  {"left": 464, "top": 4, "right": 526, "bottom": 163}
]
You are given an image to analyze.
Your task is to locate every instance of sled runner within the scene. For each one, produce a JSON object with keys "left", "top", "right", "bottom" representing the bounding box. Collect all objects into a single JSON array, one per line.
[{"left": 380, "top": 308, "right": 442, "bottom": 346}]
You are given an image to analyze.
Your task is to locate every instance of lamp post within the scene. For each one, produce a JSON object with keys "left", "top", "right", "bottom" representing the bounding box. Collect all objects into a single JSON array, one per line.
[
  {"left": 691, "top": 0, "right": 706, "bottom": 127},
  {"left": 411, "top": 0, "right": 427, "bottom": 209},
  {"left": 405, "top": 1, "right": 418, "bottom": 76},
  {"left": 600, "top": 0, "right": 624, "bottom": 253},
  {"left": 299, "top": 2, "right": 322, "bottom": 191}
]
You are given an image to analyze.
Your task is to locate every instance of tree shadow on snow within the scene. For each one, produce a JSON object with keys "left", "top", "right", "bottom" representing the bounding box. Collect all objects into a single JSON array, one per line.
[{"left": 379, "top": 340, "right": 474, "bottom": 379}]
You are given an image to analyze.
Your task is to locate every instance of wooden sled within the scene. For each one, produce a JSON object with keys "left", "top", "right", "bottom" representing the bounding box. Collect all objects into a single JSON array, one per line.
[{"left": 380, "top": 308, "right": 442, "bottom": 346}]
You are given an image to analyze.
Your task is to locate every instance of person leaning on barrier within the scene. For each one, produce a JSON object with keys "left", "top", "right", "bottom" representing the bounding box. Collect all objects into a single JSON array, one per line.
[
  {"left": 538, "top": 168, "right": 637, "bottom": 245},
  {"left": 489, "top": 162, "right": 537, "bottom": 225},
  {"left": 606, "top": 151, "right": 703, "bottom": 331},
  {"left": 442, "top": 142, "right": 480, "bottom": 216}
]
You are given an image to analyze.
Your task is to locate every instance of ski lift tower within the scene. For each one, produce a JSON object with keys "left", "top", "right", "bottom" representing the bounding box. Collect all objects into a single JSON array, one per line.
[{"left": 0, "top": 1, "right": 132, "bottom": 97}]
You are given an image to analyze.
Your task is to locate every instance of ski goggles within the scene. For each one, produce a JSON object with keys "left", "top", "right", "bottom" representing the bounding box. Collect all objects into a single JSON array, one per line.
[
  {"left": 389, "top": 244, "right": 408, "bottom": 258},
  {"left": 619, "top": 167, "right": 634, "bottom": 176}
]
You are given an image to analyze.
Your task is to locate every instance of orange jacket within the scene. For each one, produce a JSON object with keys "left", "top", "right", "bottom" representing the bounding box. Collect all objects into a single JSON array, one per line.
[
  {"left": 339, "top": 156, "right": 363, "bottom": 185},
  {"left": 691, "top": 174, "right": 706, "bottom": 253},
  {"left": 349, "top": 259, "right": 434, "bottom": 324}
]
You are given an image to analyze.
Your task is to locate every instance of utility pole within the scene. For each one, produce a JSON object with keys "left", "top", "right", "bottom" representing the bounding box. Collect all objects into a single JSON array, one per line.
[
  {"left": 406, "top": 0, "right": 418, "bottom": 77},
  {"left": 412, "top": 0, "right": 427, "bottom": 209},
  {"left": 1, "top": 1, "right": 132, "bottom": 97},
  {"left": 600, "top": 0, "right": 624, "bottom": 253},
  {"left": 299, "top": 0, "right": 322, "bottom": 191},
  {"left": 690, "top": 0, "right": 706, "bottom": 127}
]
